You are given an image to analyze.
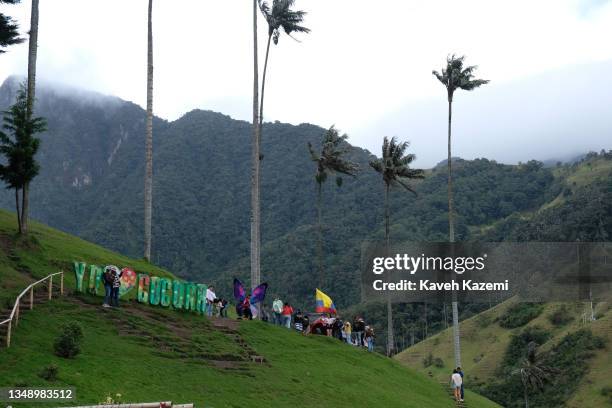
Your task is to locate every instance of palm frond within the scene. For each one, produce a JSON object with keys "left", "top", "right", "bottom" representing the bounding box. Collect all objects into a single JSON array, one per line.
[{"left": 433, "top": 54, "right": 488, "bottom": 98}]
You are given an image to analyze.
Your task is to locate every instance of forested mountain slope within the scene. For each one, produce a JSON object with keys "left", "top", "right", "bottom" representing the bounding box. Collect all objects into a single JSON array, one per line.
[{"left": 0, "top": 77, "right": 601, "bottom": 310}]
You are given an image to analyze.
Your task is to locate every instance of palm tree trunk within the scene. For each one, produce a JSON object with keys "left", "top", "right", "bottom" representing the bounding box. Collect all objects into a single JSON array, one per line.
[
  {"left": 21, "top": 183, "right": 29, "bottom": 233},
  {"left": 26, "top": 0, "right": 39, "bottom": 120},
  {"left": 317, "top": 180, "right": 323, "bottom": 288},
  {"left": 22, "top": 0, "right": 39, "bottom": 234},
  {"left": 448, "top": 97, "right": 462, "bottom": 368},
  {"left": 15, "top": 188, "right": 21, "bottom": 234},
  {"left": 258, "top": 33, "right": 272, "bottom": 134},
  {"left": 250, "top": 30, "right": 272, "bottom": 293},
  {"left": 385, "top": 182, "right": 394, "bottom": 356},
  {"left": 250, "top": 0, "right": 261, "bottom": 291},
  {"left": 524, "top": 386, "right": 529, "bottom": 408},
  {"left": 144, "top": 0, "right": 154, "bottom": 262},
  {"left": 447, "top": 103, "right": 454, "bottom": 242}
]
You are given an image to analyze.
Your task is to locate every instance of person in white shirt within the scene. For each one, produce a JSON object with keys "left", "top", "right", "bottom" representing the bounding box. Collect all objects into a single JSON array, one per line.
[
  {"left": 450, "top": 369, "right": 463, "bottom": 402},
  {"left": 206, "top": 286, "right": 216, "bottom": 317}
]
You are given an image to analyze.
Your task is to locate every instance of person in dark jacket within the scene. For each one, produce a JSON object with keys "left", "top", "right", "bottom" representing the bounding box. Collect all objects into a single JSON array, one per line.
[
  {"left": 293, "top": 309, "right": 304, "bottom": 331},
  {"left": 353, "top": 316, "right": 366, "bottom": 346},
  {"left": 110, "top": 266, "right": 123, "bottom": 307},
  {"left": 102, "top": 266, "right": 114, "bottom": 308}
]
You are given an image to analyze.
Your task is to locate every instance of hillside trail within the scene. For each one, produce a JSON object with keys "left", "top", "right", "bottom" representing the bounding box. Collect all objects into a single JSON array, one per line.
[{"left": 438, "top": 381, "right": 469, "bottom": 408}]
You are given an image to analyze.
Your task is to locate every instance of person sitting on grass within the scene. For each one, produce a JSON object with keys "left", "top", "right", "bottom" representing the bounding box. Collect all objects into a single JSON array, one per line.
[
  {"left": 236, "top": 296, "right": 253, "bottom": 320},
  {"left": 293, "top": 309, "right": 304, "bottom": 332},
  {"left": 450, "top": 368, "right": 463, "bottom": 403},
  {"left": 301, "top": 314, "right": 310, "bottom": 334}
]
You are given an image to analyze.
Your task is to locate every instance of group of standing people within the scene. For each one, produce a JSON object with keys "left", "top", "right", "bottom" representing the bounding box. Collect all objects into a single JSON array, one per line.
[
  {"left": 205, "top": 285, "right": 229, "bottom": 318},
  {"left": 271, "top": 298, "right": 294, "bottom": 328},
  {"left": 340, "top": 317, "right": 375, "bottom": 352},
  {"left": 272, "top": 306, "right": 376, "bottom": 353}
]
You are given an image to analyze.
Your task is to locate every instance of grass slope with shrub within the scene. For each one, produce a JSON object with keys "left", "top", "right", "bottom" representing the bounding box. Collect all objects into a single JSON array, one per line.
[
  {"left": 394, "top": 298, "right": 611, "bottom": 408},
  {"left": 0, "top": 210, "right": 500, "bottom": 407}
]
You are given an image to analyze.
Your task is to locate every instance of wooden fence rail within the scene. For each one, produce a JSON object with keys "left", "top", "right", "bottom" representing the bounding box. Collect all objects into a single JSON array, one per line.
[{"left": 0, "top": 271, "right": 64, "bottom": 348}]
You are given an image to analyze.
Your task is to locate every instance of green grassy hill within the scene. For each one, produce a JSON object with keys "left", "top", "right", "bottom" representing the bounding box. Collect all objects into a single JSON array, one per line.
[
  {"left": 394, "top": 157, "right": 612, "bottom": 407},
  {"left": 0, "top": 210, "right": 501, "bottom": 407},
  {"left": 394, "top": 299, "right": 611, "bottom": 407}
]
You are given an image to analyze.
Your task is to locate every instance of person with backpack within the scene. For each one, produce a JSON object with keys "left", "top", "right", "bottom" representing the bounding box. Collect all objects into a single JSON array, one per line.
[
  {"left": 110, "top": 266, "right": 123, "bottom": 307},
  {"left": 102, "top": 266, "right": 114, "bottom": 308},
  {"left": 281, "top": 302, "right": 293, "bottom": 329},
  {"left": 272, "top": 297, "right": 283, "bottom": 325}
]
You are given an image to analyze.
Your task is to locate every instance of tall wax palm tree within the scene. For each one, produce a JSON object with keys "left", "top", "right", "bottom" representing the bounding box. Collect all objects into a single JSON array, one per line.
[
  {"left": 21, "top": 0, "right": 40, "bottom": 234},
  {"left": 514, "top": 342, "right": 556, "bottom": 408},
  {"left": 251, "top": 0, "right": 261, "bottom": 292},
  {"left": 307, "top": 126, "right": 358, "bottom": 288},
  {"left": 250, "top": 0, "right": 309, "bottom": 289},
  {"left": 144, "top": 0, "right": 154, "bottom": 261},
  {"left": 370, "top": 137, "right": 424, "bottom": 356},
  {"left": 433, "top": 54, "right": 488, "bottom": 367}
]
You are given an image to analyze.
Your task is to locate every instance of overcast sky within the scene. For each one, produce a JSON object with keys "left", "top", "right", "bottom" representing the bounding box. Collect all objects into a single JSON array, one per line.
[{"left": 1, "top": 0, "right": 611, "bottom": 166}]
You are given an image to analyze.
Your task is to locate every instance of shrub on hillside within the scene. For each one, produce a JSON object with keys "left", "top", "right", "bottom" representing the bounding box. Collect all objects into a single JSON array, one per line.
[
  {"left": 498, "top": 303, "right": 544, "bottom": 328},
  {"left": 54, "top": 322, "right": 83, "bottom": 358},
  {"left": 481, "top": 329, "right": 606, "bottom": 408},
  {"left": 547, "top": 305, "right": 574, "bottom": 327},
  {"left": 500, "top": 326, "right": 550, "bottom": 372},
  {"left": 422, "top": 353, "right": 444, "bottom": 368},
  {"left": 601, "top": 386, "right": 612, "bottom": 404},
  {"left": 433, "top": 357, "right": 444, "bottom": 368},
  {"left": 38, "top": 364, "right": 59, "bottom": 381},
  {"left": 422, "top": 352, "right": 434, "bottom": 368}
]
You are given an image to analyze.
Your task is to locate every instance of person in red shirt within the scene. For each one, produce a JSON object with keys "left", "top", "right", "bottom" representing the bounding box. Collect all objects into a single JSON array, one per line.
[{"left": 281, "top": 302, "right": 293, "bottom": 328}]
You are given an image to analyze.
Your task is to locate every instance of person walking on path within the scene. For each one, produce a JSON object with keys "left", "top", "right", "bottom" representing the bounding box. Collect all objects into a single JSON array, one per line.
[
  {"left": 450, "top": 369, "right": 463, "bottom": 403},
  {"left": 272, "top": 297, "right": 283, "bottom": 325},
  {"left": 281, "top": 302, "right": 293, "bottom": 329},
  {"left": 456, "top": 366, "right": 465, "bottom": 402},
  {"left": 206, "top": 285, "right": 216, "bottom": 317}
]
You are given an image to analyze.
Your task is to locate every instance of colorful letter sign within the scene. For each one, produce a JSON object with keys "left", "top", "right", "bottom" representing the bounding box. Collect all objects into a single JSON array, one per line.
[{"left": 73, "top": 261, "right": 210, "bottom": 315}]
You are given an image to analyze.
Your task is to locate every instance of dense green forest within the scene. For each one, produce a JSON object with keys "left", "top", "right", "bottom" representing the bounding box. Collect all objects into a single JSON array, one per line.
[{"left": 0, "top": 77, "right": 574, "bottom": 310}]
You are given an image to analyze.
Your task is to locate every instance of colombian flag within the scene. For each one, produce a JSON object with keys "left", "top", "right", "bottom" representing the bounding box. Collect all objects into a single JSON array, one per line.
[{"left": 315, "top": 289, "right": 337, "bottom": 314}]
